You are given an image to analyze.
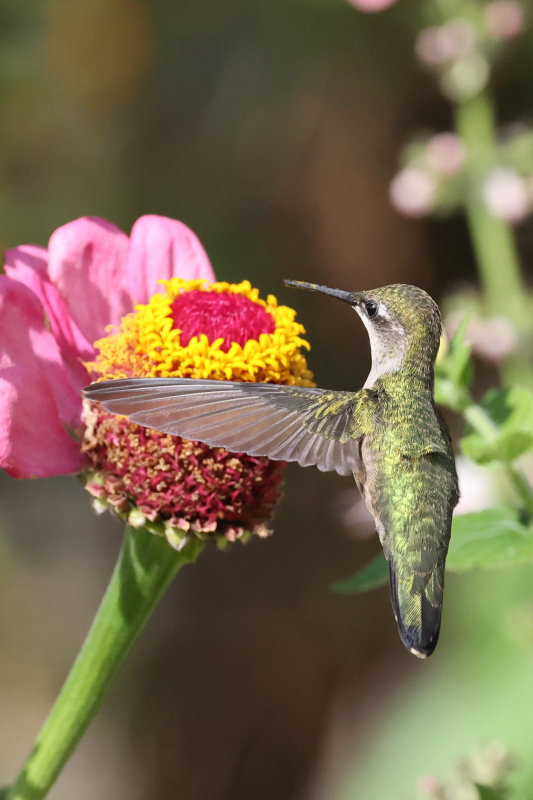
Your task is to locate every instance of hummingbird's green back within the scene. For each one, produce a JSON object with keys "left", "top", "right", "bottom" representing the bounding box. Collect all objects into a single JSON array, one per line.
[{"left": 357, "top": 372, "right": 458, "bottom": 656}]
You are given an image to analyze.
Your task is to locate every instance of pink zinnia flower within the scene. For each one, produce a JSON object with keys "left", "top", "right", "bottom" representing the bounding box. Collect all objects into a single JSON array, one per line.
[
  {"left": 82, "top": 276, "right": 313, "bottom": 542},
  {"left": 0, "top": 215, "right": 215, "bottom": 479},
  {"left": 2, "top": 216, "right": 314, "bottom": 544}
]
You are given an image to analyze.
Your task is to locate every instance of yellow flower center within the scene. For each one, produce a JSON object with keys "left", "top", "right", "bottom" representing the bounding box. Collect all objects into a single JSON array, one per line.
[{"left": 87, "top": 278, "right": 314, "bottom": 386}]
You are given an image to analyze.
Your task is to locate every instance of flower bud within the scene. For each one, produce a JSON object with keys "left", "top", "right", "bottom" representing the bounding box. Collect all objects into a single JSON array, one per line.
[
  {"left": 345, "top": 0, "right": 397, "bottom": 11},
  {"left": 389, "top": 168, "right": 436, "bottom": 217},
  {"left": 485, "top": 0, "right": 525, "bottom": 40},
  {"left": 415, "top": 20, "right": 477, "bottom": 66},
  {"left": 425, "top": 133, "right": 466, "bottom": 175},
  {"left": 440, "top": 52, "right": 490, "bottom": 101},
  {"left": 483, "top": 167, "right": 530, "bottom": 223}
]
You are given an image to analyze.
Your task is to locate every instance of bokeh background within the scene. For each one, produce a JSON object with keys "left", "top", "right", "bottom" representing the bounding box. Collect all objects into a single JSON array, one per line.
[{"left": 2, "top": 1, "right": 533, "bottom": 798}]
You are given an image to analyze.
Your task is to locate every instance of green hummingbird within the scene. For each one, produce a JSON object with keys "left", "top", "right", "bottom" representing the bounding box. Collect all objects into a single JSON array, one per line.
[{"left": 84, "top": 281, "right": 458, "bottom": 658}]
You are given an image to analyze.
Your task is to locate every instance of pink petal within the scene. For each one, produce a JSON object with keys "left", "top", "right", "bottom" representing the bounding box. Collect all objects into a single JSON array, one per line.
[
  {"left": 0, "top": 366, "right": 86, "bottom": 478},
  {"left": 347, "top": 0, "right": 397, "bottom": 9},
  {"left": 0, "top": 277, "right": 82, "bottom": 428},
  {"left": 126, "top": 215, "right": 216, "bottom": 304},
  {"left": 5, "top": 244, "right": 94, "bottom": 382},
  {"left": 47, "top": 217, "right": 131, "bottom": 346}
]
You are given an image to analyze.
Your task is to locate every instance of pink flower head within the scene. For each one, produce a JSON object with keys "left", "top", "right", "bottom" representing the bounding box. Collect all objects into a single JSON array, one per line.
[
  {"left": 1, "top": 215, "right": 215, "bottom": 479},
  {"left": 82, "top": 277, "right": 314, "bottom": 543}
]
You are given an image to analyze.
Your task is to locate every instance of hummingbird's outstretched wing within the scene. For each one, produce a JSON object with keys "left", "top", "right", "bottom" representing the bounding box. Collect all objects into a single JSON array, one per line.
[{"left": 83, "top": 378, "right": 369, "bottom": 476}]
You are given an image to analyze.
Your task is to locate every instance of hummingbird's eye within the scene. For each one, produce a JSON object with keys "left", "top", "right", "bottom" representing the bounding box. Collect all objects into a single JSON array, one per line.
[{"left": 365, "top": 301, "right": 378, "bottom": 318}]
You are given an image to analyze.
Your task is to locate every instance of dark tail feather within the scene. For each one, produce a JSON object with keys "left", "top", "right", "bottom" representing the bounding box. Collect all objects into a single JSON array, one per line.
[{"left": 388, "top": 564, "right": 444, "bottom": 658}]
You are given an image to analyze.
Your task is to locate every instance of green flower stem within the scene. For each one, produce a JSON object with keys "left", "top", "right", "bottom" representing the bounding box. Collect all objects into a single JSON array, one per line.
[
  {"left": 506, "top": 465, "right": 533, "bottom": 519},
  {"left": 464, "top": 402, "right": 533, "bottom": 517},
  {"left": 7, "top": 527, "right": 205, "bottom": 800},
  {"left": 463, "top": 402, "right": 499, "bottom": 442},
  {"left": 454, "top": 91, "right": 533, "bottom": 388}
]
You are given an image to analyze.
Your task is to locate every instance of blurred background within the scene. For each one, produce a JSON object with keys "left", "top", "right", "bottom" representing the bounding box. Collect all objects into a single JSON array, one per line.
[{"left": 2, "top": 0, "right": 533, "bottom": 798}]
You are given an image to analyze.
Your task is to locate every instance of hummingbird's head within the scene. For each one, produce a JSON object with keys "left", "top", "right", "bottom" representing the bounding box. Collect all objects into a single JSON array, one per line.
[{"left": 284, "top": 280, "right": 442, "bottom": 383}]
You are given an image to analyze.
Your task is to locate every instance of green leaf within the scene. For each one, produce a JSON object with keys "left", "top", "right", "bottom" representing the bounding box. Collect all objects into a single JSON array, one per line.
[
  {"left": 474, "top": 784, "right": 504, "bottom": 800},
  {"left": 333, "top": 508, "right": 533, "bottom": 595},
  {"left": 446, "top": 315, "right": 474, "bottom": 389},
  {"left": 435, "top": 316, "right": 474, "bottom": 411},
  {"left": 332, "top": 553, "right": 388, "bottom": 594},
  {"left": 462, "top": 387, "right": 533, "bottom": 464},
  {"left": 448, "top": 509, "right": 533, "bottom": 571}
]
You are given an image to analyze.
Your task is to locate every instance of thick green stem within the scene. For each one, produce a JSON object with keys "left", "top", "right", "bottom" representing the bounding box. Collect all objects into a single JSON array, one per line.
[
  {"left": 454, "top": 91, "right": 533, "bottom": 387},
  {"left": 455, "top": 93, "right": 525, "bottom": 312},
  {"left": 7, "top": 527, "right": 204, "bottom": 800},
  {"left": 463, "top": 402, "right": 499, "bottom": 441}
]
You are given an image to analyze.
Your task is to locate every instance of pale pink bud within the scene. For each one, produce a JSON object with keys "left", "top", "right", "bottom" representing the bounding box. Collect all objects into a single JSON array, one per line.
[
  {"left": 486, "top": 0, "right": 525, "bottom": 40},
  {"left": 444, "top": 19, "right": 478, "bottom": 56},
  {"left": 483, "top": 167, "right": 530, "bottom": 223},
  {"left": 415, "top": 27, "right": 452, "bottom": 66},
  {"left": 415, "top": 20, "right": 476, "bottom": 66},
  {"left": 471, "top": 316, "right": 519, "bottom": 362},
  {"left": 446, "top": 309, "right": 519, "bottom": 363},
  {"left": 425, "top": 133, "right": 466, "bottom": 175},
  {"left": 346, "top": 0, "right": 398, "bottom": 11},
  {"left": 389, "top": 168, "right": 436, "bottom": 217},
  {"left": 417, "top": 774, "right": 443, "bottom": 798}
]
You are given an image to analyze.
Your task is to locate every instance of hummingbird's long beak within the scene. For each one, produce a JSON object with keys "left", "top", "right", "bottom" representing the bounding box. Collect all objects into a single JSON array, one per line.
[{"left": 284, "top": 280, "right": 358, "bottom": 306}]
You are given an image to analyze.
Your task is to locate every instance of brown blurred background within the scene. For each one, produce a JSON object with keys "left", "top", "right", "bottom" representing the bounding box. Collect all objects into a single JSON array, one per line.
[{"left": 2, "top": 1, "right": 533, "bottom": 798}]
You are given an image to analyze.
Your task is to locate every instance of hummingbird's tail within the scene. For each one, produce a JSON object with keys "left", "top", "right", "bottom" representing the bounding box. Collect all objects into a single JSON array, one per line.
[{"left": 388, "top": 562, "right": 444, "bottom": 658}]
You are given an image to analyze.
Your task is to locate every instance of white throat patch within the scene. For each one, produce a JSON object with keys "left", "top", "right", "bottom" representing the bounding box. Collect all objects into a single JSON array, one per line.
[{"left": 355, "top": 303, "right": 407, "bottom": 388}]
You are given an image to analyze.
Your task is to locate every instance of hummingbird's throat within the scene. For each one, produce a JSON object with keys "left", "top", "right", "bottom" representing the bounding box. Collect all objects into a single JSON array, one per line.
[{"left": 355, "top": 307, "right": 408, "bottom": 387}]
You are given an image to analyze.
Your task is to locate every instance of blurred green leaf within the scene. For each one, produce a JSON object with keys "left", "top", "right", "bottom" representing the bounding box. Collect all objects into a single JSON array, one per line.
[
  {"left": 332, "top": 508, "right": 533, "bottom": 595},
  {"left": 445, "top": 315, "right": 474, "bottom": 389},
  {"left": 332, "top": 552, "right": 388, "bottom": 593},
  {"left": 448, "top": 509, "right": 533, "bottom": 571},
  {"left": 435, "top": 316, "right": 473, "bottom": 411},
  {"left": 474, "top": 784, "right": 504, "bottom": 800},
  {"left": 462, "top": 387, "right": 533, "bottom": 464}
]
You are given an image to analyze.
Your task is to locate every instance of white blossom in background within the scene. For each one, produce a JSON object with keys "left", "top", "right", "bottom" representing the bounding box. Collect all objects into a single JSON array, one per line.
[
  {"left": 455, "top": 456, "right": 501, "bottom": 516},
  {"left": 445, "top": 308, "right": 519, "bottom": 363},
  {"left": 440, "top": 51, "right": 490, "bottom": 100},
  {"left": 335, "top": 489, "right": 375, "bottom": 539},
  {"left": 346, "top": 0, "right": 397, "bottom": 11},
  {"left": 389, "top": 168, "right": 436, "bottom": 217},
  {"left": 483, "top": 167, "right": 530, "bottom": 223},
  {"left": 468, "top": 316, "right": 519, "bottom": 362}
]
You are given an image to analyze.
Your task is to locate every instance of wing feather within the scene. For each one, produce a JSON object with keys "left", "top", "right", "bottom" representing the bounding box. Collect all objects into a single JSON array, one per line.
[{"left": 83, "top": 377, "right": 368, "bottom": 476}]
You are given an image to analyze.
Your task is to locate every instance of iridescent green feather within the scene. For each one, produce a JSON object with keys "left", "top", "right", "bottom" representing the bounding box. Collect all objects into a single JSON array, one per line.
[{"left": 361, "top": 373, "right": 458, "bottom": 656}]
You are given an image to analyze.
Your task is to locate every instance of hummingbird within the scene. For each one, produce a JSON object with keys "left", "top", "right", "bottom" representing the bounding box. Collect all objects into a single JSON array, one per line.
[{"left": 84, "top": 281, "right": 458, "bottom": 658}]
